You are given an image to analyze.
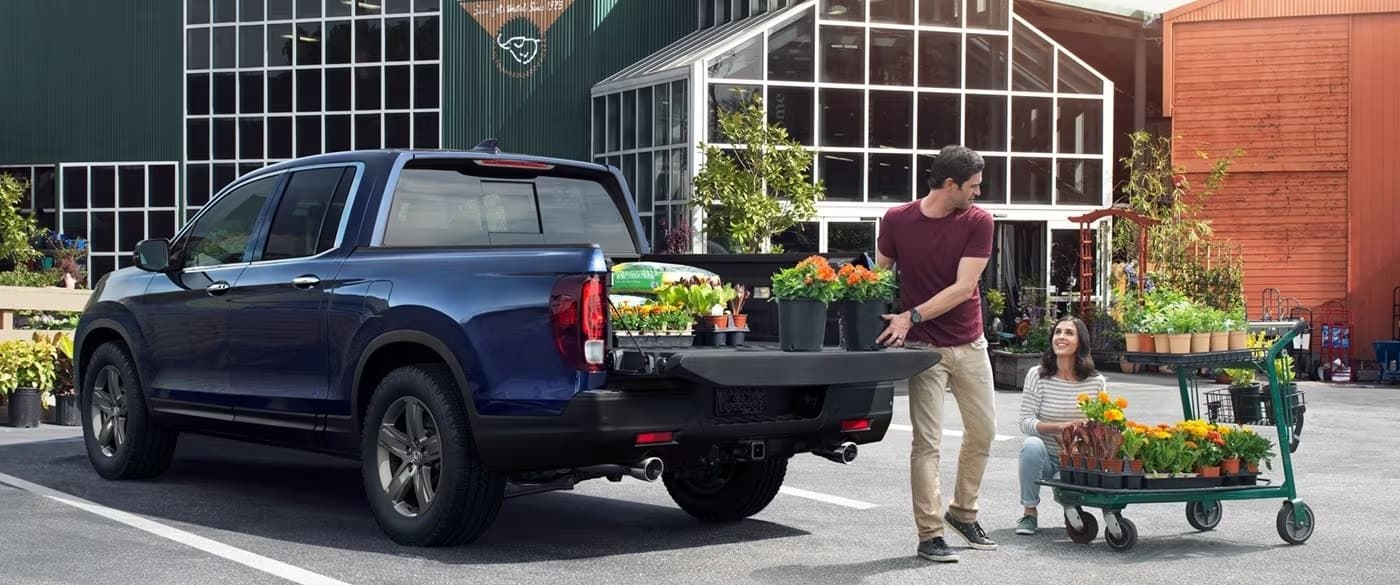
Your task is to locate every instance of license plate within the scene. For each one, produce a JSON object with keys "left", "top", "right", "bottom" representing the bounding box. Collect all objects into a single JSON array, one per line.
[{"left": 715, "top": 387, "right": 767, "bottom": 416}]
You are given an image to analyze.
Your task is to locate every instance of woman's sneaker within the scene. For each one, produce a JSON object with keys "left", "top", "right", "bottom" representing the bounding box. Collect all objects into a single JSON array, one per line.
[{"left": 1015, "top": 515, "right": 1038, "bottom": 535}]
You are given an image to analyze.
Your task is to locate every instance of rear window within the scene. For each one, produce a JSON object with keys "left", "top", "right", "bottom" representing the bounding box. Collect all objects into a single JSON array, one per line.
[{"left": 380, "top": 160, "right": 638, "bottom": 255}]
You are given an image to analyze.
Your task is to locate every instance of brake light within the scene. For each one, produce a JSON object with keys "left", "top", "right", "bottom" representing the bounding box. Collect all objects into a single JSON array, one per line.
[
  {"left": 635, "top": 431, "right": 674, "bottom": 445},
  {"left": 550, "top": 274, "right": 607, "bottom": 372},
  {"left": 475, "top": 159, "right": 554, "bottom": 170},
  {"left": 841, "top": 418, "right": 871, "bottom": 432}
]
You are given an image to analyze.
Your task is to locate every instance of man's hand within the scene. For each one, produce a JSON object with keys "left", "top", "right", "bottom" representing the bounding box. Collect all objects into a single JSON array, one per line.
[{"left": 877, "top": 311, "right": 914, "bottom": 347}]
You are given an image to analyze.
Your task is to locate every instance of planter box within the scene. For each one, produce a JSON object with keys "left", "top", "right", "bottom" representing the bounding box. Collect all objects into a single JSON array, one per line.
[{"left": 991, "top": 350, "right": 1040, "bottom": 391}]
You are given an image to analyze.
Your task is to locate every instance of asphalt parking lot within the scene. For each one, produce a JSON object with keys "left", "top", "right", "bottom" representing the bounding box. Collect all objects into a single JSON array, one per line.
[{"left": 0, "top": 371, "right": 1393, "bottom": 585}]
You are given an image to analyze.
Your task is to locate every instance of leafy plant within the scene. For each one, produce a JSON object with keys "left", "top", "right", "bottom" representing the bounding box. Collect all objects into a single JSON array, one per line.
[
  {"left": 692, "top": 95, "right": 824, "bottom": 253},
  {"left": 984, "top": 288, "right": 1006, "bottom": 316},
  {"left": 32, "top": 332, "right": 74, "bottom": 397},
  {"left": 771, "top": 255, "right": 839, "bottom": 304},
  {"left": 611, "top": 303, "right": 693, "bottom": 332},
  {"left": 833, "top": 263, "right": 896, "bottom": 302},
  {"left": 728, "top": 283, "right": 748, "bottom": 315},
  {"left": 655, "top": 278, "right": 735, "bottom": 317},
  {"left": 1077, "top": 390, "right": 1129, "bottom": 429},
  {"left": 0, "top": 174, "right": 42, "bottom": 266},
  {"left": 0, "top": 339, "right": 57, "bottom": 395}
]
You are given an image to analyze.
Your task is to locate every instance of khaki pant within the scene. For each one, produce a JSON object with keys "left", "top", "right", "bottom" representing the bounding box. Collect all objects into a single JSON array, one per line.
[{"left": 907, "top": 335, "right": 996, "bottom": 541}]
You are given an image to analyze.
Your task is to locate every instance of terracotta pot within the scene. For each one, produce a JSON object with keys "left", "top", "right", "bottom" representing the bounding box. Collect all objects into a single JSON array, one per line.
[
  {"left": 1191, "top": 332, "right": 1211, "bottom": 353},
  {"left": 1125, "top": 332, "right": 1141, "bottom": 352},
  {"left": 1211, "top": 331, "right": 1229, "bottom": 352},
  {"left": 1246, "top": 461, "right": 1260, "bottom": 473},
  {"left": 1153, "top": 334, "right": 1170, "bottom": 353},
  {"left": 1129, "top": 459, "right": 1145, "bottom": 473},
  {"left": 1102, "top": 458, "right": 1125, "bottom": 473},
  {"left": 1221, "top": 457, "right": 1241, "bottom": 475},
  {"left": 1141, "top": 334, "right": 1157, "bottom": 353},
  {"left": 1198, "top": 465, "right": 1221, "bottom": 478},
  {"left": 732, "top": 313, "right": 748, "bottom": 329},
  {"left": 703, "top": 314, "right": 728, "bottom": 329},
  {"left": 1229, "top": 330, "right": 1248, "bottom": 350},
  {"left": 1169, "top": 333, "right": 1192, "bottom": 354},
  {"left": 1059, "top": 452, "right": 1070, "bottom": 467}
]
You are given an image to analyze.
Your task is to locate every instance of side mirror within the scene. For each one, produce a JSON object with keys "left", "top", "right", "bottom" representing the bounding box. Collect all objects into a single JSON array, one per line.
[{"left": 134, "top": 239, "right": 172, "bottom": 272}]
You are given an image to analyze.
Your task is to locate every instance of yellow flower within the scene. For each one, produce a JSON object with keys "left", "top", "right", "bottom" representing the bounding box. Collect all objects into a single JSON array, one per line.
[
  {"left": 1150, "top": 431, "right": 1171, "bottom": 440},
  {"left": 1104, "top": 409, "right": 1124, "bottom": 422},
  {"left": 1077, "top": 393, "right": 1089, "bottom": 403}
]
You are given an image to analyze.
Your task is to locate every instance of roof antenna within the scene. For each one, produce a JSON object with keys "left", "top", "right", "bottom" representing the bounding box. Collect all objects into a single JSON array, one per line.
[{"left": 473, "top": 138, "right": 501, "bottom": 154}]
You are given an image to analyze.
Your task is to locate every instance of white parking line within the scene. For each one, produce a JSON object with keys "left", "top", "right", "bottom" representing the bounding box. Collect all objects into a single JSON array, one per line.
[
  {"left": 887, "top": 424, "right": 1017, "bottom": 441},
  {"left": 779, "top": 486, "right": 879, "bottom": 509},
  {"left": 0, "top": 471, "right": 354, "bottom": 585}
]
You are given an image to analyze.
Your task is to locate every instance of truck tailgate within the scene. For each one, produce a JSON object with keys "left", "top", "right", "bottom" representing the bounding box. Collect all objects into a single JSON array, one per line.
[{"left": 613, "top": 345, "right": 940, "bottom": 386}]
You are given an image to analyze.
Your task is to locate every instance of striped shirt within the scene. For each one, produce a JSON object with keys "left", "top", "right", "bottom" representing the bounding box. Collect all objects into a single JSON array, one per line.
[{"left": 1017, "top": 365, "right": 1107, "bottom": 460}]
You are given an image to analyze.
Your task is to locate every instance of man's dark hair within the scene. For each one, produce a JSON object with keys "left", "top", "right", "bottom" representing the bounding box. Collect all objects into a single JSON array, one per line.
[{"left": 926, "top": 145, "right": 985, "bottom": 190}]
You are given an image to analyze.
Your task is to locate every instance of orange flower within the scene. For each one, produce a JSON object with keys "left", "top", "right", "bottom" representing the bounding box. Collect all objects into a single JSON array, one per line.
[
  {"left": 1115, "top": 397, "right": 1128, "bottom": 409},
  {"left": 1097, "top": 390, "right": 1110, "bottom": 403}
]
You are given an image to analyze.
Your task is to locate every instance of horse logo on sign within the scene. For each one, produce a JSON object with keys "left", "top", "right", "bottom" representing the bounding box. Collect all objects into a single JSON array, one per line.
[{"left": 460, "top": 0, "right": 575, "bottom": 78}]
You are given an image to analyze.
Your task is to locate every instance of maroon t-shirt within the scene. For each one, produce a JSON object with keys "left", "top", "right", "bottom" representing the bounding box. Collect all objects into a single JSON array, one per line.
[{"left": 876, "top": 201, "right": 994, "bottom": 347}]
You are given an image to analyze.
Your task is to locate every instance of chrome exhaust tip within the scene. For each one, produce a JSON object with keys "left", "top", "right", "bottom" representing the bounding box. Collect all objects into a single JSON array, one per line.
[
  {"left": 628, "top": 457, "right": 664, "bottom": 482},
  {"left": 813, "top": 442, "right": 858, "bottom": 464}
]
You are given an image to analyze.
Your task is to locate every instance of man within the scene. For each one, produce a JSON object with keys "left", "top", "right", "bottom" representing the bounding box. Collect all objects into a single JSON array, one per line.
[{"left": 875, "top": 144, "right": 997, "bottom": 563}]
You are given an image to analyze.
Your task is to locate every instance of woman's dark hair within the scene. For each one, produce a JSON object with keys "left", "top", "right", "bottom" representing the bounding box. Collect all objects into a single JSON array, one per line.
[{"left": 1039, "top": 316, "right": 1098, "bottom": 381}]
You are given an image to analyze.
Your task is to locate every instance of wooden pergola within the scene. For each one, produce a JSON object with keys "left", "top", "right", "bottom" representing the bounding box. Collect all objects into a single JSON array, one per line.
[{"left": 1066, "top": 207, "right": 1159, "bottom": 317}]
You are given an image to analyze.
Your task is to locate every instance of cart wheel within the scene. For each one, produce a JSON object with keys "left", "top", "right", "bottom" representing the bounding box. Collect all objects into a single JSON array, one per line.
[
  {"left": 1064, "top": 508, "right": 1098, "bottom": 544},
  {"left": 1277, "top": 501, "right": 1315, "bottom": 544},
  {"left": 1104, "top": 515, "right": 1138, "bottom": 551},
  {"left": 1186, "top": 500, "right": 1222, "bottom": 531}
]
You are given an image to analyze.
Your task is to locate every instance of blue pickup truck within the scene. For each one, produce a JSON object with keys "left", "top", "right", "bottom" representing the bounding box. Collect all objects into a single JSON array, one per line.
[{"left": 72, "top": 146, "right": 938, "bottom": 546}]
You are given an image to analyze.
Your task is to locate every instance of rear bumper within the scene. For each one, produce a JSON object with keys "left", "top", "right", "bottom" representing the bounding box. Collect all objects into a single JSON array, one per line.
[{"left": 472, "top": 381, "right": 896, "bottom": 472}]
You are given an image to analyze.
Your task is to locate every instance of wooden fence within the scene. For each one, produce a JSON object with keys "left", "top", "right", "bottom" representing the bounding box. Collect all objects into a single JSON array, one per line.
[{"left": 0, "top": 285, "right": 91, "bottom": 342}]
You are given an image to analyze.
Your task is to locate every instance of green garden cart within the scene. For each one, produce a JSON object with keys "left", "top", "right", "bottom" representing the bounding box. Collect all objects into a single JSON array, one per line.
[{"left": 1037, "top": 319, "right": 1314, "bottom": 551}]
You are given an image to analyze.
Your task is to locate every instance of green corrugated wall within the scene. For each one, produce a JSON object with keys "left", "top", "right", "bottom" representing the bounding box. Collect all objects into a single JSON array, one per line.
[
  {"left": 0, "top": 1, "right": 182, "bottom": 165},
  {"left": 444, "top": 0, "right": 697, "bottom": 160}
]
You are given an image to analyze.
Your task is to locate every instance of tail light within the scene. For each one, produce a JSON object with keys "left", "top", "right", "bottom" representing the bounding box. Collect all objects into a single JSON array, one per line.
[{"left": 550, "top": 274, "right": 607, "bottom": 372}]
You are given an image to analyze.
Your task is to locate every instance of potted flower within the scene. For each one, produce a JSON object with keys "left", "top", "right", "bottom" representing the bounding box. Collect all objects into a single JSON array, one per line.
[
  {"left": 611, "top": 302, "right": 695, "bottom": 348},
  {"left": 770, "top": 255, "right": 839, "bottom": 352},
  {"left": 0, "top": 339, "right": 57, "bottom": 428},
  {"left": 33, "top": 332, "right": 78, "bottom": 426},
  {"left": 728, "top": 283, "right": 749, "bottom": 330},
  {"left": 833, "top": 263, "right": 896, "bottom": 352}
]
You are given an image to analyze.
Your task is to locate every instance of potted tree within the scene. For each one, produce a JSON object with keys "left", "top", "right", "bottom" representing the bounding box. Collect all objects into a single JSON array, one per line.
[{"left": 0, "top": 338, "right": 57, "bottom": 428}]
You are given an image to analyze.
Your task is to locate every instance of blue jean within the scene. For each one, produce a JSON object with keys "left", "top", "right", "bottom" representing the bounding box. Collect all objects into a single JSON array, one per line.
[{"left": 1020, "top": 437, "right": 1058, "bottom": 508}]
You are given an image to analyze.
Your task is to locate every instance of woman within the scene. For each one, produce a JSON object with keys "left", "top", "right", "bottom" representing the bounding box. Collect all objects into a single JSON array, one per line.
[{"left": 1014, "top": 316, "right": 1106, "bottom": 535}]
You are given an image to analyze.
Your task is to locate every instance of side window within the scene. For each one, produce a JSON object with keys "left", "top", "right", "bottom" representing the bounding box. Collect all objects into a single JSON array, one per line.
[
  {"left": 262, "top": 166, "right": 356, "bottom": 260},
  {"left": 181, "top": 175, "right": 279, "bottom": 268}
]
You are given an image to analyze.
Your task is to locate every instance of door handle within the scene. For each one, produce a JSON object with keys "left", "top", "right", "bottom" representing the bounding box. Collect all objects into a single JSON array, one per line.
[
  {"left": 206, "top": 281, "right": 230, "bottom": 295},
  {"left": 292, "top": 275, "right": 320, "bottom": 289}
]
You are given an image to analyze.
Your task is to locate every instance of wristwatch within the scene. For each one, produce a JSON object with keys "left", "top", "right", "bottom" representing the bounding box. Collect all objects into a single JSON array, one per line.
[{"left": 908, "top": 309, "right": 923, "bottom": 324}]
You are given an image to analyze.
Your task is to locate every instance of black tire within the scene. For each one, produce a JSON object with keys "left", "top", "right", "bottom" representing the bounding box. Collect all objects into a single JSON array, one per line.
[
  {"left": 81, "top": 342, "right": 178, "bottom": 480},
  {"left": 1065, "top": 508, "right": 1098, "bottom": 544},
  {"left": 1277, "top": 501, "right": 1315, "bottom": 544},
  {"left": 360, "top": 364, "right": 505, "bottom": 547},
  {"left": 1186, "top": 500, "right": 1222, "bottom": 531},
  {"left": 663, "top": 457, "right": 789, "bottom": 521},
  {"left": 1105, "top": 516, "right": 1138, "bottom": 551}
]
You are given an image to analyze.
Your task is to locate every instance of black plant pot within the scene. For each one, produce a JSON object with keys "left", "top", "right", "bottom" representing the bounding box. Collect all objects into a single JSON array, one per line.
[
  {"left": 838, "top": 299, "right": 889, "bottom": 351},
  {"left": 778, "top": 299, "right": 827, "bottom": 352},
  {"left": 8, "top": 388, "right": 43, "bottom": 428},
  {"left": 1229, "top": 383, "right": 1264, "bottom": 424},
  {"left": 53, "top": 393, "right": 81, "bottom": 426}
]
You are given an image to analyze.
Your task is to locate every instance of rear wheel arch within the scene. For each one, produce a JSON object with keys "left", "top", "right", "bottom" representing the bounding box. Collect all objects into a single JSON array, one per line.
[{"left": 353, "top": 330, "right": 476, "bottom": 433}]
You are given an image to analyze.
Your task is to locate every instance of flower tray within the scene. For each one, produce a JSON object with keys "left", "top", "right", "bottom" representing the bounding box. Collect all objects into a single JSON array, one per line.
[
  {"left": 614, "top": 332, "right": 696, "bottom": 349},
  {"left": 1141, "top": 474, "right": 1222, "bottom": 489}
]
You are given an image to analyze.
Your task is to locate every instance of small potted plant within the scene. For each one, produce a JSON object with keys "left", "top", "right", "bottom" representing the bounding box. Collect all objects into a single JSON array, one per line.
[
  {"left": 33, "top": 332, "right": 78, "bottom": 426},
  {"left": 833, "top": 263, "right": 896, "bottom": 352},
  {"left": 0, "top": 339, "right": 57, "bottom": 428},
  {"left": 770, "top": 255, "right": 839, "bottom": 352}
]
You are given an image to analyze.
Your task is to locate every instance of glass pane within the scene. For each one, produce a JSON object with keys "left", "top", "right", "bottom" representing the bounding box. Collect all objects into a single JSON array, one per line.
[
  {"left": 119, "top": 211, "right": 143, "bottom": 251},
  {"left": 1010, "top": 157, "right": 1052, "bottom": 204},
  {"left": 327, "top": 0, "right": 352, "bottom": 17},
  {"left": 652, "top": 150, "right": 669, "bottom": 202},
  {"left": 622, "top": 91, "right": 636, "bottom": 150},
  {"left": 1056, "top": 159, "right": 1102, "bottom": 205},
  {"left": 965, "top": 0, "right": 1007, "bottom": 30},
  {"left": 768, "top": 8, "right": 814, "bottom": 82},
  {"left": 187, "top": 74, "right": 210, "bottom": 115},
  {"left": 214, "top": 118, "right": 236, "bottom": 160},
  {"left": 213, "top": 72, "right": 236, "bottom": 114},
  {"left": 326, "top": 67, "right": 351, "bottom": 111},
  {"left": 263, "top": 166, "right": 347, "bottom": 260},
  {"left": 357, "top": 19, "right": 382, "bottom": 63},
  {"left": 773, "top": 221, "right": 818, "bottom": 254},
  {"left": 829, "top": 221, "right": 876, "bottom": 254},
  {"left": 978, "top": 155, "right": 1008, "bottom": 203},
  {"left": 1058, "top": 50, "right": 1103, "bottom": 94},
  {"left": 62, "top": 166, "right": 87, "bottom": 209},
  {"left": 296, "top": 115, "right": 321, "bottom": 156},
  {"left": 1011, "top": 97, "right": 1052, "bottom": 153},
  {"left": 622, "top": 154, "right": 636, "bottom": 205},
  {"left": 239, "top": 118, "right": 264, "bottom": 158},
  {"left": 326, "top": 114, "right": 351, "bottom": 152},
  {"left": 385, "top": 113, "right": 410, "bottom": 148},
  {"left": 868, "top": 91, "right": 912, "bottom": 148},
  {"left": 636, "top": 151, "right": 653, "bottom": 212},
  {"left": 870, "top": 30, "right": 912, "bottom": 86},
  {"left": 385, "top": 65, "right": 410, "bottom": 109},
  {"left": 212, "top": 26, "right": 235, "bottom": 69},
  {"left": 91, "top": 166, "right": 116, "bottom": 209},
  {"left": 240, "top": 25, "right": 264, "bottom": 68},
  {"left": 119, "top": 166, "right": 145, "bottom": 208},
  {"left": 917, "top": 92, "right": 959, "bottom": 150},
  {"left": 415, "top": 63, "right": 437, "bottom": 108},
  {"left": 918, "top": 31, "right": 959, "bottom": 88},
  {"left": 819, "top": 152, "right": 862, "bottom": 201},
  {"left": 919, "top": 0, "right": 959, "bottom": 26},
  {"left": 356, "top": 114, "right": 381, "bottom": 149},
  {"left": 709, "top": 35, "right": 764, "bottom": 80},
  {"left": 638, "top": 87, "right": 653, "bottom": 148},
  {"left": 150, "top": 166, "right": 176, "bottom": 208},
  {"left": 188, "top": 0, "right": 210, "bottom": 24},
  {"left": 670, "top": 148, "right": 686, "bottom": 201},
  {"left": 295, "top": 23, "right": 321, "bottom": 66},
  {"left": 386, "top": 18, "right": 412, "bottom": 61},
  {"left": 820, "top": 88, "right": 862, "bottom": 147},
  {"left": 267, "top": 24, "right": 293, "bottom": 67},
  {"left": 872, "top": 0, "right": 913, "bottom": 23},
  {"left": 150, "top": 210, "right": 176, "bottom": 240},
  {"left": 823, "top": 0, "right": 863, "bottom": 21},
  {"left": 241, "top": 0, "right": 262, "bottom": 22},
  {"left": 868, "top": 154, "right": 913, "bottom": 202},
  {"left": 187, "top": 29, "right": 208, "bottom": 70},
  {"left": 268, "top": 0, "right": 292, "bottom": 19},
  {"left": 268, "top": 70, "right": 293, "bottom": 112},
  {"left": 1058, "top": 99, "right": 1103, "bottom": 154},
  {"left": 414, "top": 113, "right": 438, "bottom": 148},
  {"left": 964, "top": 94, "right": 1006, "bottom": 151},
  {"left": 356, "top": 66, "right": 381, "bottom": 110},
  {"left": 92, "top": 212, "right": 116, "bottom": 247},
  {"left": 296, "top": 0, "right": 320, "bottom": 18},
  {"left": 653, "top": 84, "right": 669, "bottom": 146},
  {"left": 768, "top": 86, "right": 813, "bottom": 146},
  {"left": 709, "top": 84, "right": 760, "bottom": 143},
  {"left": 592, "top": 96, "right": 605, "bottom": 154},
  {"left": 1012, "top": 21, "right": 1052, "bottom": 92},
  {"left": 670, "top": 80, "right": 687, "bottom": 144},
  {"left": 185, "top": 164, "right": 210, "bottom": 207},
  {"left": 240, "top": 72, "right": 263, "bottom": 114},
  {"left": 821, "top": 26, "right": 864, "bottom": 84},
  {"left": 966, "top": 34, "right": 1007, "bottom": 90},
  {"left": 296, "top": 69, "right": 321, "bottom": 111},
  {"left": 269, "top": 116, "right": 293, "bottom": 158},
  {"left": 326, "top": 20, "right": 352, "bottom": 64},
  {"left": 1051, "top": 228, "right": 1092, "bottom": 296},
  {"left": 414, "top": 16, "right": 439, "bottom": 60},
  {"left": 182, "top": 175, "right": 279, "bottom": 267},
  {"left": 606, "top": 93, "right": 620, "bottom": 152}
]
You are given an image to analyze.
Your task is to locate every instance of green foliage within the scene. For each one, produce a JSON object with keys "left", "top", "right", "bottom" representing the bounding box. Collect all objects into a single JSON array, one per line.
[
  {"left": 655, "top": 279, "right": 736, "bottom": 317},
  {"left": 692, "top": 95, "right": 824, "bottom": 253},
  {"left": 0, "top": 174, "right": 42, "bottom": 266},
  {"left": 0, "top": 339, "right": 58, "bottom": 394},
  {"left": 833, "top": 263, "right": 896, "bottom": 302},
  {"left": 0, "top": 269, "right": 61, "bottom": 287},
  {"left": 771, "top": 255, "right": 839, "bottom": 304}
]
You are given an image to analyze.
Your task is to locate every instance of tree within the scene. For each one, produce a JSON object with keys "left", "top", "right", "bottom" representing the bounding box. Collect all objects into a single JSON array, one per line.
[
  {"left": 692, "top": 95, "right": 824, "bottom": 254},
  {"left": 0, "top": 173, "right": 41, "bottom": 267}
]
